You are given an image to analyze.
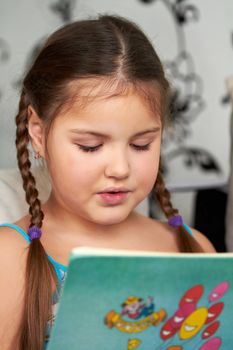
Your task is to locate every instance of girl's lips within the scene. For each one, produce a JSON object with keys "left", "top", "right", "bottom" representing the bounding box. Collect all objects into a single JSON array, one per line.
[{"left": 97, "top": 191, "right": 130, "bottom": 205}]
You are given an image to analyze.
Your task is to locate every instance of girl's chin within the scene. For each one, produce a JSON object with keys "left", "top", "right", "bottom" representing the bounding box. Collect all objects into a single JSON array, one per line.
[
  {"left": 91, "top": 211, "right": 131, "bottom": 226},
  {"left": 93, "top": 218, "right": 126, "bottom": 226}
]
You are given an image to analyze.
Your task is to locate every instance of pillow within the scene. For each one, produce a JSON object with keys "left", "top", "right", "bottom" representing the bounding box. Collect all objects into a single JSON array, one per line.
[
  {"left": 0, "top": 167, "right": 148, "bottom": 223},
  {"left": 0, "top": 166, "right": 50, "bottom": 223}
]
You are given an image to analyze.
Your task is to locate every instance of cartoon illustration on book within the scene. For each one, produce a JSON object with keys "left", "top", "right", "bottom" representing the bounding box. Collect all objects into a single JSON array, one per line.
[
  {"left": 104, "top": 282, "right": 229, "bottom": 349},
  {"left": 105, "top": 295, "right": 166, "bottom": 334},
  {"left": 127, "top": 339, "right": 141, "bottom": 350}
]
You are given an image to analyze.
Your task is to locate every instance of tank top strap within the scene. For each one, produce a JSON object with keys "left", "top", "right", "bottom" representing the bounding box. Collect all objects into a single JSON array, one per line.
[
  {"left": 183, "top": 223, "right": 193, "bottom": 236},
  {"left": 0, "top": 223, "right": 31, "bottom": 243},
  {"left": 0, "top": 223, "right": 68, "bottom": 282}
]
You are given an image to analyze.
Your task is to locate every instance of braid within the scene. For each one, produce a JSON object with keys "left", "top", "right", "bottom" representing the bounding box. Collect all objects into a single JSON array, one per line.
[
  {"left": 154, "top": 164, "right": 204, "bottom": 253},
  {"left": 154, "top": 169, "right": 178, "bottom": 219},
  {"left": 15, "top": 92, "right": 44, "bottom": 228},
  {"left": 15, "top": 91, "right": 57, "bottom": 350}
]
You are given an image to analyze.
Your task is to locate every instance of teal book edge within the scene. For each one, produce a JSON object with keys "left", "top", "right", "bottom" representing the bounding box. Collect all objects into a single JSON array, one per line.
[{"left": 47, "top": 248, "right": 233, "bottom": 350}]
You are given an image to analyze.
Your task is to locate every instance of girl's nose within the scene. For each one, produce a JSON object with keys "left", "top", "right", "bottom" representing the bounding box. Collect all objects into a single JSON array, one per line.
[{"left": 104, "top": 149, "right": 130, "bottom": 179}]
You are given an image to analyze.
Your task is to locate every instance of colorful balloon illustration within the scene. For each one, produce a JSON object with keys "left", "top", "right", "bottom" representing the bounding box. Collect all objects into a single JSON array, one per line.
[
  {"left": 202, "top": 321, "right": 220, "bottom": 339},
  {"left": 208, "top": 282, "right": 229, "bottom": 302},
  {"left": 199, "top": 337, "right": 222, "bottom": 350},
  {"left": 179, "top": 307, "right": 208, "bottom": 340},
  {"left": 170, "top": 303, "right": 196, "bottom": 329},
  {"left": 170, "top": 308, "right": 186, "bottom": 329},
  {"left": 205, "top": 302, "right": 224, "bottom": 324},
  {"left": 179, "top": 285, "right": 204, "bottom": 308},
  {"left": 160, "top": 317, "right": 178, "bottom": 340},
  {"left": 180, "top": 302, "right": 196, "bottom": 317}
]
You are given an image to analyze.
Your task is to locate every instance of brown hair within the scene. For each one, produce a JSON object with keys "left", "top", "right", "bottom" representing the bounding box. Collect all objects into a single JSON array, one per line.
[{"left": 15, "top": 14, "right": 203, "bottom": 350}]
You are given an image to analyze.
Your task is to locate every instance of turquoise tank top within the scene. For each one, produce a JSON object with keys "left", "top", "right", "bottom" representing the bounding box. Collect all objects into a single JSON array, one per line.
[{"left": 0, "top": 223, "right": 68, "bottom": 348}]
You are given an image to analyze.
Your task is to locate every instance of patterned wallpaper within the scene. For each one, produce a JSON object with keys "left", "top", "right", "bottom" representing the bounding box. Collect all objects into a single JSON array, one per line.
[{"left": 0, "top": 0, "right": 232, "bottom": 190}]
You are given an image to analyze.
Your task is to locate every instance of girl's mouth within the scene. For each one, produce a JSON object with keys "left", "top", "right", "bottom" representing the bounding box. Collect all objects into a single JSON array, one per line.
[{"left": 97, "top": 191, "right": 130, "bottom": 205}]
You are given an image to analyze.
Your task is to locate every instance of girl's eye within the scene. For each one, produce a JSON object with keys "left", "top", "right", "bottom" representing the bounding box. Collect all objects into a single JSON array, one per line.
[
  {"left": 77, "top": 144, "right": 102, "bottom": 152},
  {"left": 131, "top": 143, "right": 151, "bottom": 151},
  {"left": 76, "top": 143, "right": 151, "bottom": 153}
]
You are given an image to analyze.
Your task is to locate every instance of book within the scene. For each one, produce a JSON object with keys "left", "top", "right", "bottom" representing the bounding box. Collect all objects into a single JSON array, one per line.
[{"left": 47, "top": 248, "right": 233, "bottom": 350}]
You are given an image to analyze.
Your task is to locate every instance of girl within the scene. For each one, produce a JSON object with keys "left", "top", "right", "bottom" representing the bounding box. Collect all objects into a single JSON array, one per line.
[{"left": 0, "top": 14, "right": 215, "bottom": 350}]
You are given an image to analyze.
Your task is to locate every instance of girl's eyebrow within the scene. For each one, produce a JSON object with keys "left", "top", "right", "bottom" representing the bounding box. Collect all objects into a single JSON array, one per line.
[{"left": 69, "top": 127, "right": 160, "bottom": 138}]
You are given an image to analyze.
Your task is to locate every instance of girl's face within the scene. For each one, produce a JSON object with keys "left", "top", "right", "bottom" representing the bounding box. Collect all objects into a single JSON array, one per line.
[{"left": 44, "top": 89, "right": 162, "bottom": 226}]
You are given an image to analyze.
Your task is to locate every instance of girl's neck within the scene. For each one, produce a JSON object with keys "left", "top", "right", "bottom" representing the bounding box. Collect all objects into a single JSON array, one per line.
[{"left": 41, "top": 194, "right": 138, "bottom": 240}]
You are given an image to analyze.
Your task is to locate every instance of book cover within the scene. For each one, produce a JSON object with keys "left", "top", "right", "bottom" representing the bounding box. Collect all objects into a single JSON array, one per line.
[{"left": 48, "top": 248, "right": 233, "bottom": 350}]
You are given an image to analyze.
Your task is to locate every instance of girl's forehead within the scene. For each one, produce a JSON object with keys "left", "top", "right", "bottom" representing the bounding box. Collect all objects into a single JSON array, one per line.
[
  {"left": 59, "top": 92, "right": 161, "bottom": 126},
  {"left": 60, "top": 78, "right": 162, "bottom": 119},
  {"left": 48, "top": 83, "right": 162, "bottom": 139}
]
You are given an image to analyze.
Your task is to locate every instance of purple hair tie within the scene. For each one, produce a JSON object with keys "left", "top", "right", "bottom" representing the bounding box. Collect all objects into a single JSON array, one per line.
[
  {"left": 28, "top": 226, "right": 42, "bottom": 240},
  {"left": 168, "top": 214, "right": 183, "bottom": 228}
]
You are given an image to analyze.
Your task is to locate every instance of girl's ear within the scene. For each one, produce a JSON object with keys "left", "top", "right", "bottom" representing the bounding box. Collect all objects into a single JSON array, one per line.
[{"left": 27, "top": 105, "right": 45, "bottom": 157}]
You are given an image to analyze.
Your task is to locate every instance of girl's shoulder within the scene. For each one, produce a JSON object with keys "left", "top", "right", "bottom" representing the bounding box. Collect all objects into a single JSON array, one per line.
[
  {"left": 132, "top": 212, "right": 216, "bottom": 253},
  {"left": 0, "top": 221, "right": 28, "bottom": 348},
  {"left": 0, "top": 221, "right": 29, "bottom": 255},
  {"left": 130, "top": 212, "right": 180, "bottom": 252},
  {"left": 0, "top": 218, "right": 30, "bottom": 299},
  {"left": 0, "top": 219, "right": 29, "bottom": 281},
  {"left": 0, "top": 214, "right": 30, "bottom": 242}
]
